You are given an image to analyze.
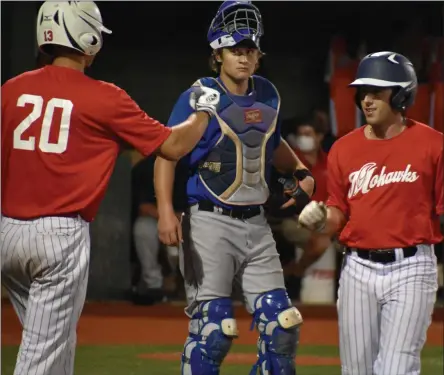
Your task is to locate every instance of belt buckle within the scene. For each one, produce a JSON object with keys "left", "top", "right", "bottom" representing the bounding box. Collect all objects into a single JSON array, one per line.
[
  {"left": 230, "top": 209, "right": 245, "bottom": 220},
  {"left": 239, "top": 209, "right": 248, "bottom": 220},
  {"left": 369, "top": 251, "right": 378, "bottom": 262},
  {"left": 366, "top": 250, "right": 374, "bottom": 262},
  {"left": 370, "top": 249, "right": 395, "bottom": 263},
  {"left": 227, "top": 209, "right": 239, "bottom": 220}
]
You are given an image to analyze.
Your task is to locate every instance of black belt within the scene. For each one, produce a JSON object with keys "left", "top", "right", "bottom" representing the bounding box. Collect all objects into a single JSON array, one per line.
[
  {"left": 346, "top": 246, "right": 418, "bottom": 264},
  {"left": 195, "top": 201, "right": 261, "bottom": 220}
]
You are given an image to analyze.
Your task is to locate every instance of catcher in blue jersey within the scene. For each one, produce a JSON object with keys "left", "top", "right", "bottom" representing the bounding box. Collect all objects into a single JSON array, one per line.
[{"left": 154, "top": 2, "right": 315, "bottom": 374}]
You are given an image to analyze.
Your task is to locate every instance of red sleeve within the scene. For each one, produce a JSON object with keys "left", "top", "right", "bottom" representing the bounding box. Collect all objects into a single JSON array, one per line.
[
  {"left": 108, "top": 87, "right": 172, "bottom": 157},
  {"left": 434, "top": 143, "right": 443, "bottom": 215},
  {"left": 325, "top": 143, "right": 349, "bottom": 217}
]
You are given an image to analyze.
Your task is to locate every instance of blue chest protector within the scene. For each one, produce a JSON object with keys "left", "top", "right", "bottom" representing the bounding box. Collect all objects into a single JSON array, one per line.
[{"left": 195, "top": 76, "right": 280, "bottom": 207}]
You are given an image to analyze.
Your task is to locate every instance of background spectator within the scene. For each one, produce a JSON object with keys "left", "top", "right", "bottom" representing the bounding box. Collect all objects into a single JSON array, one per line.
[
  {"left": 130, "top": 153, "right": 186, "bottom": 305},
  {"left": 281, "top": 114, "right": 338, "bottom": 303}
]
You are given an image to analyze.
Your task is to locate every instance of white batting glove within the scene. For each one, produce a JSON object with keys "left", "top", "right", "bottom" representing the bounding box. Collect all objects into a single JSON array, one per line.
[
  {"left": 298, "top": 201, "right": 328, "bottom": 232},
  {"left": 189, "top": 86, "right": 220, "bottom": 117}
]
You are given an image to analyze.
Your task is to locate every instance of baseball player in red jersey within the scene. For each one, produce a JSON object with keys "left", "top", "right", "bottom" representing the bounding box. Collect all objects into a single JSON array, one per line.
[
  {"left": 299, "top": 51, "right": 443, "bottom": 375},
  {"left": 0, "top": 2, "right": 220, "bottom": 375}
]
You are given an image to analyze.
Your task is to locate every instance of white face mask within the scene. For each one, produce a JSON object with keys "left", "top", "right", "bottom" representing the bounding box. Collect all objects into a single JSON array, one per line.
[
  {"left": 296, "top": 135, "right": 316, "bottom": 152},
  {"left": 289, "top": 135, "right": 316, "bottom": 152}
]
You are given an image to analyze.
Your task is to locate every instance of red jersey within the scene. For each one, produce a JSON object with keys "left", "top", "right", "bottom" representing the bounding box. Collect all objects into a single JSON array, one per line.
[
  {"left": 1, "top": 65, "right": 172, "bottom": 222},
  {"left": 326, "top": 120, "right": 443, "bottom": 249},
  {"left": 294, "top": 149, "right": 328, "bottom": 202}
]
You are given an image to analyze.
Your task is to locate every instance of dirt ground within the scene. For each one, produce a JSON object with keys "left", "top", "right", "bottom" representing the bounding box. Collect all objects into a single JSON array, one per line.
[{"left": 2, "top": 301, "right": 443, "bottom": 366}]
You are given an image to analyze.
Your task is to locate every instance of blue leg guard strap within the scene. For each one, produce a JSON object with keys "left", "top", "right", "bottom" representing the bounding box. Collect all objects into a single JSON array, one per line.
[
  {"left": 181, "top": 298, "right": 238, "bottom": 375},
  {"left": 249, "top": 289, "right": 303, "bottom": 375}
]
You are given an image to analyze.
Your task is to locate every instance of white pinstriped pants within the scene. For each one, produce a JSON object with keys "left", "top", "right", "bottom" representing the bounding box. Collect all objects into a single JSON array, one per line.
[
  {"left": 337, "top": 244, "right": 438, "bottom": 375},
  {"left": 1, "top": 216, "right": 90, "bottom": 375}
]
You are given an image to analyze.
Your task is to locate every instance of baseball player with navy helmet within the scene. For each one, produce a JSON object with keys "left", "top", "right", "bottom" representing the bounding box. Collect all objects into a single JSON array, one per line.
[
  {"left": 299, "top": 51, "right": 443, "bottom": 374},
  {"left": 1, "top": 2, "right": 221, "bottom": 374},
  {"left": 154, "top": 2, "right": 316, "bottom": 374}
]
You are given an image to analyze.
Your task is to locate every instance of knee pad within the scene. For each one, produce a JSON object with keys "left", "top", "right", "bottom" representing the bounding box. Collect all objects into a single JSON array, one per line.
[
  {"left": 181, "top": 298, "right": 238, "bottom": 375},
  {"left": 250, "top": 289, "right": 303, "bottom": 375}
]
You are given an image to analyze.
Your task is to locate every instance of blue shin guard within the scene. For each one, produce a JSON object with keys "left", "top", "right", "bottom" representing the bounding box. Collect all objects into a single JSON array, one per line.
[
  {"left": 249, "top": 289, "right": 303, "bottom": 375},
  {"left": 181, "top": 298, "right": 238, "bottom": 375}
]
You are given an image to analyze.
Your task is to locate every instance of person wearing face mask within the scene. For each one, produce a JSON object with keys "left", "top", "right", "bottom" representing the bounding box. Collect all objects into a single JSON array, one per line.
[
  {"left": 286, "top": 116, "right": 328, "bottom": 203},
  {"left": 282, "top": 116, "right": 338, "bottom": 304}
]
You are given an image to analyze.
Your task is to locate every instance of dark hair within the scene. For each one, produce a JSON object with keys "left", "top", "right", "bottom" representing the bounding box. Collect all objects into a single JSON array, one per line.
[
  {"left": 208, "top": 40, "right": 264, "bottom": 74},
  {"left": 284, "top": 113, "right": 326, "bottom": 136},
  {"left": 35, "top": 50, "right": 54, "bottom": 68},
  {"left": 40, "top": 44, "right": 84, "bottom": 59},
  {"left": 209, "top": 50, "right": 222, "bottom": 73}
]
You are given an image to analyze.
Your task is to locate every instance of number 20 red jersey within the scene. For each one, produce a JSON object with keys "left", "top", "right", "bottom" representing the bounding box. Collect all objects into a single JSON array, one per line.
[{"left": 1, "top": 65, "right": 172, "bottom": 221}]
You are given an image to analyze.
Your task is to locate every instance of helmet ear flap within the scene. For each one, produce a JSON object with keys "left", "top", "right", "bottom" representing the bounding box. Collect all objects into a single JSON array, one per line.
[
  {"left": 78, "top": 32, "right": 102, "bottom": 55},
  {"left": 390, "top": 87, "right": 416, "bottom": 112},
  {"left": 390, "top": 87, "right": 405, "bottom": 111}
]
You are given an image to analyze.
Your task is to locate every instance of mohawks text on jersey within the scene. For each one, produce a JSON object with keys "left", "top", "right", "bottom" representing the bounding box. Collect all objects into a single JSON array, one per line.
[{"left": 348, "top": 162, "right": 419, "bottom": 198}]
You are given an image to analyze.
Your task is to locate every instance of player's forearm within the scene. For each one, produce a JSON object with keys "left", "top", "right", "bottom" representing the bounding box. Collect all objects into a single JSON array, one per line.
[
  {"left": 273, "top": 139, "right": 308, "bottom": 173},
  {"left": 297, "top": 251, "right": 323, "bottom": 274},
  {"left": 158, "top": 112, "right": 210, "bottom": 160},
  {"left": 300, "top": 233, "right": 332, "bottom": 269},
  {"left": 154, "top": 156, "right": 177, "bottom": 216},
  {"left": 322, "top": 207, "right": 346, "bottom": 236}
]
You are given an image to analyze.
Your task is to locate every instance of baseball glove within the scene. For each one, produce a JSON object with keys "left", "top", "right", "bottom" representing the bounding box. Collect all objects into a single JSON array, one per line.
[{"left": 265, "top": 168, "right": 312, "bottom": 218}]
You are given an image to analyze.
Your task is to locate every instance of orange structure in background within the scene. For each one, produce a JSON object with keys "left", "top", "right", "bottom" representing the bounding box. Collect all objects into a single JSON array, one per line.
[
  {"left": 429, "top": 38, "right": 443, "bottom": 133},
  {"left": 326, "top": 36, "right": 362, "bottom": 139},
  {"left": 406, "top": 39, "right": 432, "bottom": 124},
  {"left": 407, "top": 83, "right": 432, "bottom": 125},
  {"left": 328, "top": 36, "right": 444, "bottom": 138}
]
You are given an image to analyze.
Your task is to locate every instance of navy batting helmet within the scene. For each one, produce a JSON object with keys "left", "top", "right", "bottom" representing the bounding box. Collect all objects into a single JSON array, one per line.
[
  {"left": 349, "top": 51, "right": 418, "bottom": 111},
  {"left": 207, "top": 1, "right": 263, "bottom": 51}
]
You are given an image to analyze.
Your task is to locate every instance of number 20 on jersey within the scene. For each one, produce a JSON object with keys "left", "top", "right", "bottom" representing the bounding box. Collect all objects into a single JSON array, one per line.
[{"left": 14, "top": 94, "right": 73, "bottom": 154}]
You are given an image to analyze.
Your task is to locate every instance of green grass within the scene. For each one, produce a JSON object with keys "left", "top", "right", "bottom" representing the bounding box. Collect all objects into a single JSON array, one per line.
[{"left": 1, "top": 344, "right": 442, "bottom": 375}]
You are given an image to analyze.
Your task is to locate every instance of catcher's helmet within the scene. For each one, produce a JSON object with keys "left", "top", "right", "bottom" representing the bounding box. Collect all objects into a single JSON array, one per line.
[
  {"left": 207, "top": 1, "right": 263, "bottom": 50},
  {"left": 349, "top": 51, "right": 418, "bottom": 111},
  {"left": 37, "top": 1, "right": 112, "bottom": 57}
]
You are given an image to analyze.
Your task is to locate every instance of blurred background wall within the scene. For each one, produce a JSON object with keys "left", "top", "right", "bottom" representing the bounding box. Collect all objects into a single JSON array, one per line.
[{"left": 1, "top": 1, "right": 443, "bottom": 300}]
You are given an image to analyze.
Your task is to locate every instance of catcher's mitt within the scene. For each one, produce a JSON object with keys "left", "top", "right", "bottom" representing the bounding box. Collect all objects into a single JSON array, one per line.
[{"left": 265, "top": 168, "right": 313, "bottom": 218}]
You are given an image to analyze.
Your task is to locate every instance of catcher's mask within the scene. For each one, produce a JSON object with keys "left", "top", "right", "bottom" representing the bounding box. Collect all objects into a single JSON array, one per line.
[{"left": 207, "top": 1, "right": 263, "bottom": 51}]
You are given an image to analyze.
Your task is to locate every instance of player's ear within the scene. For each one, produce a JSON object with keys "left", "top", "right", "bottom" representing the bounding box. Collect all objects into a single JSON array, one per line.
[{"left": 215, "top": 50, "right": 223, "bottom": 63}]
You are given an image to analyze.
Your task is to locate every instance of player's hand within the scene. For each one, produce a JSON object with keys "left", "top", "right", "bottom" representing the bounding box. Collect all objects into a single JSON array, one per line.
[
  {"left": 158, "top": 211, "right": 183, "bottom": 246},
  {"left": 280, "top": 176, "right": 315, "bottom": 210},
  {"left": 298, "top": 201, "right": 328, "bottom": 232},
  {"left": 189, "top": 86, "right": 220, "bottom": 117}
]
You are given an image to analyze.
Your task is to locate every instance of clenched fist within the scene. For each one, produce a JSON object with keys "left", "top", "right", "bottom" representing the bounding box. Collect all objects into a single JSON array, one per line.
[
  {"left": 298, "top": 201, "right": 328, "bottom": 232},
  {"left": 189, "top": 86, "right": 220, "bottom": 117}
]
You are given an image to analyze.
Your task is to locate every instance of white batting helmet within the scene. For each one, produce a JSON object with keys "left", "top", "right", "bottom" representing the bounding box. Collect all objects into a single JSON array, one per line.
[{"left": 36, "top": 1, "right": 112, "bottom": 56}]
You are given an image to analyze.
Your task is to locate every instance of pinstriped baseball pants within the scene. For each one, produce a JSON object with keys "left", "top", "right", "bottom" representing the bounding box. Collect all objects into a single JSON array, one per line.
[
  {"left": 337, "top": 245, "right": 437, "bottom": 375},
  {"left": 1, "top": 216, "right": 90, "bottom": 375}
]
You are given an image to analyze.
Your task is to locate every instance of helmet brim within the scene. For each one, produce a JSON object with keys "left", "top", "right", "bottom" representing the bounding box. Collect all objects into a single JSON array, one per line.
[{"left": 349, "top": 78, "right": 412, "bottom": 88}]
